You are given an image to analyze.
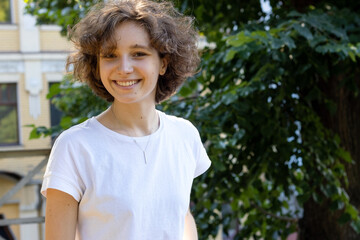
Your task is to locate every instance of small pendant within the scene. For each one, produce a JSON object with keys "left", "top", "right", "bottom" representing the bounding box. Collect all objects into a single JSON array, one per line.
[{"left": 143, "top": 151, "right": 147, "bottom": 164}]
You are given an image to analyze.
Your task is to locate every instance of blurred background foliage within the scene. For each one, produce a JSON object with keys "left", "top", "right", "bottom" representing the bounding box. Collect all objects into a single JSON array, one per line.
[{"left": 25, "top": 0, "right": 360, "bottom": 239}]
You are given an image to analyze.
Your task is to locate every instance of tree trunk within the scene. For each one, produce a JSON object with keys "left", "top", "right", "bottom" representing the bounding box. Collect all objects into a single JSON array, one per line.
[{"left": 299, "top": 67, "right": 360, "bottom": 239}]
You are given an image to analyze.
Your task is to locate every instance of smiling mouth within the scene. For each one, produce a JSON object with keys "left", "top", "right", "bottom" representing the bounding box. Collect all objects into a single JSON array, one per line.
[{"left": 114, "top": 80, "right": 140, "bottom": 87}]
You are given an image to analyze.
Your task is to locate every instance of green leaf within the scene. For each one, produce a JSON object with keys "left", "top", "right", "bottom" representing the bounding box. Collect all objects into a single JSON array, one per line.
[
  {"left": 309, "top": 35, "right": 327, "bottom": 48},
  {"left": 345, "top": 205, "right": 359, "bottom": 219},
  {"left": 29, "top": 128, "right": 41, "bottom": 139},
  {"left": 221, "top": 92, "right": 238, "bottom": 105},
  {"left": 348, "top": 51, "right": 356, "bottom": 62},
  {"left": 338, "top": 213, "right": 351, "bottom": 224},
  {"left": 60, "top": 116, "right": 73, "bottom": 129},
  {"left": 292, "top": 23, "right": 313, "bottom": 40},
  {"left": 351, "top": 218, "right": 360, "bottom": 233},
  {"left": 270, "top": 38, "right": 283, "bottom": 49},
  {"left": 288, "top": 10, "right": 302, "bottom": 17},
  {"left": 330, "top": 200, "right": 344, "bottom": 210},
  {"left": 179, "top": 86, "right": 193, "bottom": 97},
  {"left": 312, "top": 192, "right": 322, "bottom": 203},
  {"left": 227, "top": 32, "right": 253, "bottom": 47},
  {"left": 337, "top": 148, "right": 353, "bottom": 163},
  {"left": 280, "top": 33, "right": 296, "bottom": 49},
  {"left": 224, "top": 49, "right": 237, "bottom": 62},
  {"left": 47, "top": 82, "right": 61, "bottom": 99}
]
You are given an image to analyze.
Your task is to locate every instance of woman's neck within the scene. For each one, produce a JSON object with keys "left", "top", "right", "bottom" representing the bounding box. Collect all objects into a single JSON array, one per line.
[{"left": 97, "top": 101, "right": 159, "bottom": 137}]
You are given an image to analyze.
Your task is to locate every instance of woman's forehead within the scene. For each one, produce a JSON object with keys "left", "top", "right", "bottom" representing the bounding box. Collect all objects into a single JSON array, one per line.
[{"left": 101, "top": 21, "right": 154, "bottom": 52}]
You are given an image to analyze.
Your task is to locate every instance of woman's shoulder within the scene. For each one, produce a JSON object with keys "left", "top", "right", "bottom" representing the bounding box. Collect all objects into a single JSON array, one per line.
[
  {"left": 159, "top": 111, "right": 199, "bottom": 135},
  {"left": 54, "top": 118, "right": 99, "bottom": 144}
]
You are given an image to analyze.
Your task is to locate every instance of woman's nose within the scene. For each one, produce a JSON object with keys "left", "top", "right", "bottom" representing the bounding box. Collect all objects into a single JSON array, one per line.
[{"left": 117, "top": 57, "right": 133, "bottom": 74}]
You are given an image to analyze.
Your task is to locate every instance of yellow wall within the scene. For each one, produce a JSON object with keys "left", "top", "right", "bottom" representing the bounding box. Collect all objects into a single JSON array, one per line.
[
  {"left": 0, "top": 177, "right": 21, "bottom": 239},
  {"left": 0, "top": 30, "right": 20, "bottom": 51},
  {"left": 0, "top": 203, "right": 20, "bottom": 239},
  {"left": 40, "top": 31, "right": 73, "bottom": 52}
]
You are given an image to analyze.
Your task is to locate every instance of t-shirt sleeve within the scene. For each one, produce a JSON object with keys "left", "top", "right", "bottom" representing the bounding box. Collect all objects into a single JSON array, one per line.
[
  {"left": 41, "top": 132, "right": 84, "bottom": 202},
  {"left": 192, "top": 126, "right": 211, "bottom": 178}
]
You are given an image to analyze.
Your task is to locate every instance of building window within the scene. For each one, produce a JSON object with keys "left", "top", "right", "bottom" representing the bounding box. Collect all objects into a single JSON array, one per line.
[
  {"left": 0, "top": 0, "right": 11, "bottom": 23},
  {"left": 49, "top": 82, "right": 63, "bottom": 142},
  {"left": 0, "top": 83, "right": 19, "bottom": 146},
  {"left": 49, "top": 83, "right": 63, "bottom": 128}
]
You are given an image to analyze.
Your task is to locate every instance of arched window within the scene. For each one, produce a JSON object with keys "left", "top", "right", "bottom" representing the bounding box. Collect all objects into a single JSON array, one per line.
[{"left": 0, "top": 0, "right": 11, "bottom": 23}]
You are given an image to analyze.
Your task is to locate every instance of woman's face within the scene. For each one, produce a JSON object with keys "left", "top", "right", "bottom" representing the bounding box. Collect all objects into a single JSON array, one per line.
[{"left": 99, "top": 21, "right": 167, "bottom": 105}]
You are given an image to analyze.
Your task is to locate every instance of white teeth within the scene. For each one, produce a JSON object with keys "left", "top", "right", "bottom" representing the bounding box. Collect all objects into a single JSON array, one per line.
[{"left": 116, "top": 80, "right": 138, "bottom": 86}]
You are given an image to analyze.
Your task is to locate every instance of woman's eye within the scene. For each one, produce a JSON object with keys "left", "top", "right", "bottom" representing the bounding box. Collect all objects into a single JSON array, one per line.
[
  {"left": 133, "top": 52, "right": 147, "bottom": 57},
  {"left": 102, "top": 54, "right": 116, "bottom": 59}
]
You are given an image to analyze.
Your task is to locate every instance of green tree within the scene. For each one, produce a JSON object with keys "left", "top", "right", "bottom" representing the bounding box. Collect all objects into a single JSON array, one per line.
[{"left": 26, "top": 0, "right": 360, "bottom": 239}]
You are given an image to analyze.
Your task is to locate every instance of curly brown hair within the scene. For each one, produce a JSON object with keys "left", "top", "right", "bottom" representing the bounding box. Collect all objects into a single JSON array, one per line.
[{"left": 67, "top": 0, "right": 200, "bottom": 103}]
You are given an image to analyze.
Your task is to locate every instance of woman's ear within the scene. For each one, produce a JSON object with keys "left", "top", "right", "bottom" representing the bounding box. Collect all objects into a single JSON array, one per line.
[{"left": 159, "top": 57, "right": 168, "bottom": 76}]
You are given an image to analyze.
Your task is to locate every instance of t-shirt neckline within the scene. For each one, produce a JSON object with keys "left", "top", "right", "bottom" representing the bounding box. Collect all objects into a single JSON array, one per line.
[{"left": 90, "top": 110, "right": 164, "bottom": 142}]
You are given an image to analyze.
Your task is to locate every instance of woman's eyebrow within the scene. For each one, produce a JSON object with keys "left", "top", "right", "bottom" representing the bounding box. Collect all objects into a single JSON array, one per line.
[{"left": 130, "top": 44, "right": 153, "bottom": 51}]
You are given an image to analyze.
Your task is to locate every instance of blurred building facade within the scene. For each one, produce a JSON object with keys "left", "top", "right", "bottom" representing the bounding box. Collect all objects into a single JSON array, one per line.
[{"left": 0, "top": 0, "right": 72, "bottom": 239}]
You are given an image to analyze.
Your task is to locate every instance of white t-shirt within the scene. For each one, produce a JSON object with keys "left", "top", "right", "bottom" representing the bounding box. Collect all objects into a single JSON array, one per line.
[{"left": 41, "top": 110, "right": 211, "bottom": 240}]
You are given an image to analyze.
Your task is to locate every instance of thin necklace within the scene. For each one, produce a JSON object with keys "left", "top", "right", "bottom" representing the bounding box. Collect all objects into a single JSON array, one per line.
[
  {"left": 133, "top": 137, "right": 151, "bottom": 164},
  {"left": 110, "top": 105, "right": 158, "bottom": 164}
]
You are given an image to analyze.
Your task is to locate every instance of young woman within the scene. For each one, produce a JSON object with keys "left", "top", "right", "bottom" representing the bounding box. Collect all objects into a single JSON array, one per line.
[{"left": 41, "top": 0, "right": 211, "bottom": 239}]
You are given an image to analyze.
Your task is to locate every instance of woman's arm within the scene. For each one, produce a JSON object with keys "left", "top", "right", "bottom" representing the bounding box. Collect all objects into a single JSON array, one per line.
[
  {"left": 183, "top": 208, "right": 198, "bottom": 240},
  {"left": 45, "top": 188, "right": 78, "bottom": 240}
]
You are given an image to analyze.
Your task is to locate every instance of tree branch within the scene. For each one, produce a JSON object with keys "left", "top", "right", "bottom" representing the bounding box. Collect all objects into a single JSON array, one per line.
[{"left": 251, "top": 202, "right": 299, "bottom": 223}]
